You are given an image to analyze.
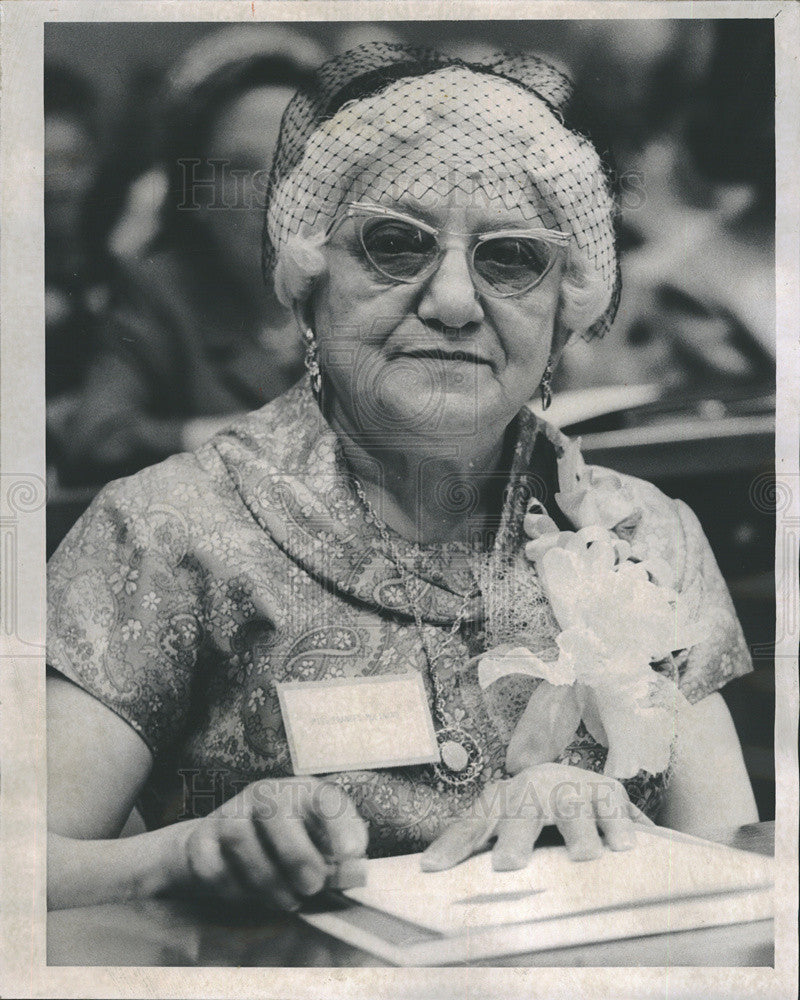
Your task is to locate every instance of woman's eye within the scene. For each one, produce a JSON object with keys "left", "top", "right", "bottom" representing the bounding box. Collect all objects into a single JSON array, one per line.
[
  {"left": 475, "top": 238, "right": 552, "bottom": 290},
  {"left": 360, "top": 221, "right": 437, "bottom": 280},
  {"left": 477, "top": 237, "right": 548, "bottom": 273},
  {"left": 362, "top": 221, "right": 433, "bottom": 258}
]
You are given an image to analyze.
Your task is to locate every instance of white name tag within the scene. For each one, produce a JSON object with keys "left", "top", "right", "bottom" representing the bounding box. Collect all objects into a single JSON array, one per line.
[{"left": 276, "top": 673, "right": 439, "bottom": 776}]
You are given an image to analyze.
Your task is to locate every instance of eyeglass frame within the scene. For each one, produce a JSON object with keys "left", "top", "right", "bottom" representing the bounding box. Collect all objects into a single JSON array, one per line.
[{"left": 323, "top": 201, "right": 571, "bottom": 299}]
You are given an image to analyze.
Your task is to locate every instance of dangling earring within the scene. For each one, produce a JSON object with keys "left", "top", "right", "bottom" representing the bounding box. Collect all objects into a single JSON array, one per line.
[
  {"left": 303, "top": 327, "right": 322, "bottom": 400},
  {"left": 539, "top": 356, "right": 555, "bottom": 411}
]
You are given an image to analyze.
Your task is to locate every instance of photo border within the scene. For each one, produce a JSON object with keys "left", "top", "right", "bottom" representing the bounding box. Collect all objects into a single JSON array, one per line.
[{"left": 1, "top": 2, "right": 797, "bottom": 997}]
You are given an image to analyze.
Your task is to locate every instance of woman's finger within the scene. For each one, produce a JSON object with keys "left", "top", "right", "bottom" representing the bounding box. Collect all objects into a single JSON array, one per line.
[
  {"left": 556, "top": 812, "right": 604, "bottom": 862},
  {"left": 246, "top": 779, "right": 363, "bottom": 897},
  {"left": 597, "top": 814, "right": 636, "bottom": 852},
  {"left": 491, "top": 816, "right": 544, "bottom": 871},
  {"left": 185, "top": 821, "right": 252, "bottom": 902},
  {"left": 253, "top": 809, "right": 330, "bottom": 898},
  {"left": 304, "top": 780, "right": 369, "bottom": 861},
  {"left": 324, "top": 857, "right": 368, "bottom": 890},
  {"left": 420, "top": 817, "right": 495, "bottom": 872},
  {"left": 218, "top": 820, "right": 303, "bottom": 910},
  {"left": 594, "top": 781, "right": 637, "bottom": 851}
]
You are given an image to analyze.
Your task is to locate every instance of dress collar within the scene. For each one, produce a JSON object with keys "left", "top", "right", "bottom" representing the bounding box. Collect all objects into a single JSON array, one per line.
[{"left": 211, "top": 378, "right": 576, "bottom": 626}]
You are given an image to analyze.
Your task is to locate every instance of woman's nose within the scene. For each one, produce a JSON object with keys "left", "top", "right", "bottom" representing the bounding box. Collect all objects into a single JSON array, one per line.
[{"left": 417, "top": 246, "right": 485, "bottom": 330}]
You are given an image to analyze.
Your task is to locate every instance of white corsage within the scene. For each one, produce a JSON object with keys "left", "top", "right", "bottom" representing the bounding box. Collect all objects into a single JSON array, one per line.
[{"left": 479, "top": 441, "right": 705, "bottom": 779}]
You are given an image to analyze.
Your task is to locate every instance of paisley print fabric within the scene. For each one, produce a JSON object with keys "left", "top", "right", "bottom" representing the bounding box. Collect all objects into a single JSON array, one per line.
[{"left": 47, "top": 378, "right": 752, "bottom": 853}]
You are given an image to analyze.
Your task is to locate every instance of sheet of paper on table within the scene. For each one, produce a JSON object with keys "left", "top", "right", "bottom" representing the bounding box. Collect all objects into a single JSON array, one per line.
[{"left": 301, "top": 828, "right": 774, "bottom": 966}]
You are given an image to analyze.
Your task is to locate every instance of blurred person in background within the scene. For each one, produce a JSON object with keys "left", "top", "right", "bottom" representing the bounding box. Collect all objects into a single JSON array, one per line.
[
  {"left": 558, "top": 20, "right": 774, "bottom": 403},
  {"left": 331, "top": 22, "right": 403, "bottom": 55},
  {"left": 60, "top": 26, "right": 325, "bottom": 486},
  {"left": 44, "top": 64, "right": 109, "bottom": 439},
  {"left": 563, "top": 20, "right": 714, "bottom": 163}
]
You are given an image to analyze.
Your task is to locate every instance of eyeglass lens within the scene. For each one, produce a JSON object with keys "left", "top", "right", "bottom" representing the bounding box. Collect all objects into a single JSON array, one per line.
[
  {"left": 361, "top": 218, "right": 438, "bottom": 281},
  {"left": 359, "top": 217, "right": 558, "bottom": 294}
]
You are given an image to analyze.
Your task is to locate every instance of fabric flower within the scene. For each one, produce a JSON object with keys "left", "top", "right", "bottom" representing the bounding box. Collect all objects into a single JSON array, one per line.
[
  {"left": 480, "top": 474, "right": 707, "bottom": 778},
  {"left": 556, "top": 469, "right": 640, "bottom": 533},
  {"left": 109, "top": 565, "right": 139, "bottom": 596},
  {"left": 478, "top": 644, "right": 575, "bottom": 689},
  {"left": 248, "top": 687, "right": 266, "bottom": 711}
]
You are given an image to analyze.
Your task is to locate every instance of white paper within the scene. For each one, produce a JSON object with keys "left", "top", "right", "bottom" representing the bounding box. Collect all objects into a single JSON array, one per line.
[
  {"left": 277, "top": 673, "right": 439, "bottom": 774},
  {"left": 344, "top": 829, "right": 774, "bottom": 934},
  {"left": 305, "top": 884, "right": 774, "bottom": 966}
]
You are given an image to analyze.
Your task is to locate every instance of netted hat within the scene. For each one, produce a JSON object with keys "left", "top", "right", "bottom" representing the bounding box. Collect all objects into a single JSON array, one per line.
[{"left": 264, "top": 42, "right": 620, "bottom": 340}]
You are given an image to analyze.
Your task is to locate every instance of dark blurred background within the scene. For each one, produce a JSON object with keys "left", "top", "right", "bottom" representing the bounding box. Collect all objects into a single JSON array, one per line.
[{"left": 43, "top": 19, "right": 776, "bottom": 819}]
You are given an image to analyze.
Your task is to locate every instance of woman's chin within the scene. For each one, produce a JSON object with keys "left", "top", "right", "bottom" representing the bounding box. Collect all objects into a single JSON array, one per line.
[{"left": 355, "top": 375, "right": 508, "bottom": 442}]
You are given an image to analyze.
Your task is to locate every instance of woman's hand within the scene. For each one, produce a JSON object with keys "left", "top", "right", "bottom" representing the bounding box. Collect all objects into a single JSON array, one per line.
[
  {"left": 421, "top": 763, "right": 653, "bottom": 872},
  {"left": 47, "top": 676, "right": 369, "bottom": 912},
  {"left": 180, "top": 777, "right": 369, "bottom": 909}
]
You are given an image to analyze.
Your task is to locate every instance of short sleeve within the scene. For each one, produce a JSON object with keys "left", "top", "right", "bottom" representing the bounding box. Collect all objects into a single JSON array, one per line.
[
  {"left": 47, "top": 467, "right": 206, "bottom": 757},
  {"left": 672, "top": 498, "right": 753, "bottom": 702}
]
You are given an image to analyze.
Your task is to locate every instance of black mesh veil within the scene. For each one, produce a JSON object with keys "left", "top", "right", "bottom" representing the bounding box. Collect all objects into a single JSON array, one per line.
[{"left": 263, "top": 42, "right": 621, "bottom": 340}]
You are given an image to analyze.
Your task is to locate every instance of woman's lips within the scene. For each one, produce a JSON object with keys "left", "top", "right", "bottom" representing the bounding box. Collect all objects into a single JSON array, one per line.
[{"left": 393, "top": 348, "right": 493, "bottom": 367}]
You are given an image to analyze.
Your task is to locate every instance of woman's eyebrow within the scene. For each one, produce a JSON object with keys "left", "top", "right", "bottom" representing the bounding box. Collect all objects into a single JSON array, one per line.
[
  {"left": 471, "top": 217, "right": 548, "bottom": 233},
  {"left": 388, "top": 195, "right": 439, "bottom": 224},
  {"left": 378, "top": 196, "right": 547, "bottom": 233}
]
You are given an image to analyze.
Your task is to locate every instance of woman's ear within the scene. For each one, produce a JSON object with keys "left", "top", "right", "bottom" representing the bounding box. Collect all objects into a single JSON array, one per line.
[
  {"left": 550, "top": 309, "right": 573, "bottom": 362},
  {"left": 292, "top": 299, "right": 313, "bottom": 336}
]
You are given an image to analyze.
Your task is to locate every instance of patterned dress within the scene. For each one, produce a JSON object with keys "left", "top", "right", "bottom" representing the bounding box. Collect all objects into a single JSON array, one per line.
[{"left": 47, "top": 379, "right": 752, "bottom": 855}]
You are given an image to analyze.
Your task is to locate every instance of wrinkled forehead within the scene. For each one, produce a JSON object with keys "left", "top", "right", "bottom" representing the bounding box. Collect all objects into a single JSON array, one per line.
[
  {"left": 338, "top": 68, "right": 561, "bottom": 223},
  {"left": 351, "top": 143, "right": 558, "bottom": 231}
]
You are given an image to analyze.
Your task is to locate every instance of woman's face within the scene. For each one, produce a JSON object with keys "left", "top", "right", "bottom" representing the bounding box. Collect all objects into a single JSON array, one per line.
[{"left": 308, "top": 178, "right": 566, "bottom": 442}]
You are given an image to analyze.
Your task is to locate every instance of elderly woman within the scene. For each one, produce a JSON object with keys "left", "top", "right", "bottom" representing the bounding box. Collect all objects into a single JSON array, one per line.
[{"left": 47, "top": 44, "right": 757, "bottom": 912}]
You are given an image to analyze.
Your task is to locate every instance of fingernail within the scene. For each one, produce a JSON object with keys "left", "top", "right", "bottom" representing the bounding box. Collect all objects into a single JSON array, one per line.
[
  {"left": 420, "top": 851, "right": 448, "bottom": 872},
  {"left": 326, "top": 858, "right": 366, "bottom": 890},
  {"left": 568, "top": 844, "right": 602, "bottom": 862},
  {"left": 492, "top": 850, "right": 527, "bottom": 872},
  {"left": 297, "top": 863, "right": 326, "bottom": 896}
]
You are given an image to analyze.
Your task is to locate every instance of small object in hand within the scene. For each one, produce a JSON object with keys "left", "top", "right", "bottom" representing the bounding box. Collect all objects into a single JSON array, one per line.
[
  {"left": 324, "top": 857, "right": 367, "bottom": 890},
  {"left": 440, "top": 739, "right": 470, "bottom": 773}
]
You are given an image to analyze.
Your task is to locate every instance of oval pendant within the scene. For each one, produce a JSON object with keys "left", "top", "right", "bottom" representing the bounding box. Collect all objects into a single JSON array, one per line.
[
  {"left": 433, "top": 725, "right": 483, "bottom": 787},
  {"left": 440, "top": 739, "right": 469, "bottom": 773}
]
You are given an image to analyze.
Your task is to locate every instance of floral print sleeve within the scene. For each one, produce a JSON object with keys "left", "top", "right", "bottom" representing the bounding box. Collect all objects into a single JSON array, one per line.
[
  {"left": 671, "top": 497, "right": 753, "bottom": 702},
  {"left": 47, "top": 461, "right": 207, "bottom": 758}
]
